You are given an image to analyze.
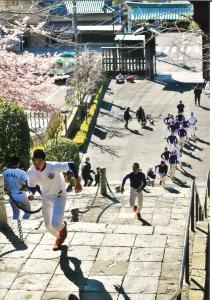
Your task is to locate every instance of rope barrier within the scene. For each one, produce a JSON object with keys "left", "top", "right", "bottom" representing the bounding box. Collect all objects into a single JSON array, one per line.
[
  {"left": 96, "top": 176, "right": 121, "bottom": 223},
  {"left": 17, "top": 219, "right": 24, "bottom": 243},
  {"left": 10, "top": 195, "right": 42, "bottom": 215}
]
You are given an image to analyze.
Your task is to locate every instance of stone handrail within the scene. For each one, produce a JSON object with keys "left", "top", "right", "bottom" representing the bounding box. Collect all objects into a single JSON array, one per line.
[{"left": 0, "top": 174, "right": 7, "bottom": 228}]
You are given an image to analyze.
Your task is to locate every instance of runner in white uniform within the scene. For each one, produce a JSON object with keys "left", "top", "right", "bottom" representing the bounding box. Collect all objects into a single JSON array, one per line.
[
  {"left": 187, "top": 112, "right": 197, "bottom": 138},
  {"left": 27, "top": 149, "right": 82, "bottom": 251},
  {"left": 3, "top": 156, "right": 31, "bottom": 220}
]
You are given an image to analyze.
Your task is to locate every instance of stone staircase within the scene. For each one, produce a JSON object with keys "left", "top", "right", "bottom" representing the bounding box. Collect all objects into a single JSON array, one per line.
[
  {"left": 0, "top": 181, "right": 193, "bottom": 300},
  {"left": 188, "top": 209, "right": 210, "bottom": 300}
]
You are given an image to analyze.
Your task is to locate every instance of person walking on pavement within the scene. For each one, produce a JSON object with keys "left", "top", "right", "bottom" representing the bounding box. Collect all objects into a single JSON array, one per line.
[
  {"left": 136, "top": 106, "right": 146, "bottom": 127},
  {"left": 163, "top": 113, "right": 171, "bottom": 138},
  {"left": 178, "top": 124, "right": 187, "bottom": 148},
  {"left": 169, "top": 151, "right": 178, "bottom": 180},
  {"left": 81, "top": 157, "right": 95, "bottom": 187},
  {"left": 121, "top": 163, "right": 147, "bottom": 220},
  {"left": 124, "top": 107, "right": 132, "bottom": 129},
  {"left": 176, "top": 113, "right": 185, "bottom": 123},
  {"left": 194, "top": 84, "right": 202, "bottom": 106},
  {"left": 27, "top": 149, "right": 82, "bottom": 251},
  {"left": 168, "top": 118, "right": 179, "bottom": 136},
  {"left": 94, "top": 167, "right": 101, "bottom": 187},
  {"left": 187, "top": 112, "right": 197, "bottom": 138},
  {"left": 147, "top": 167, "right": 156, "bottom": 187},
  {"left": 3, "top": 156, "right": 31, "bottom": 220},
  {"left": 155, "top": 161, "right": 168, "bottom": 188},
  {"left": 167, "top": 132, "right": 178, "bottom": 149},
  {"left": 177, "top": 100, "right": 185, "bottom": 114},
  {"left": 182, "top": 119, "right": 190, "bottom": 142},
  {"left": 171, "top": 141, "right": 183, "bottom": 168},
  {"left": 161, "top": 147, "right": 171, "bottom": 167}
]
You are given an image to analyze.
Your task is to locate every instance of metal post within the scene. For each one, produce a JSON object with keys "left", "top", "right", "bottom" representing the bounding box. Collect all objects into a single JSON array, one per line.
[
  {"left": 177, "top": 293, "right": 181, "bottom": 300},
  {"left": 185, "top": 230, "right": 190, "bottom": 285},
  {"left": 0, "top": 175, "right": 7, "bottom": 228},
  {"left": 72, "top": 0, "right": 78, "bottom": 43},
  {"left": 191, "top": 181, "right": 195, "bottom": 232},
  {"left": 195, "top": 193, "right": 199, "bottom": 223},
  {"left": 100, "top": 168, "right": 107, "bottom": 196},
  {"left": 205, "top": 193, "right": 208, "bottom": 219},
  {"left": 64, "top": 115, "right": 68, "bottom": 137}
]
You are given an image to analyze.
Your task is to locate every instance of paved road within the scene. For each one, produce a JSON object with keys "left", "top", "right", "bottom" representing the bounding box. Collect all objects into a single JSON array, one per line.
[
  {"left": 85, "top": 79, "right": 209, "bottom": 185},
  {"left": 156, "top": 32, "right": 203, "bottom": 83},
  {"left": 39, "top": 83, "right": 67, "bottom": 109}
]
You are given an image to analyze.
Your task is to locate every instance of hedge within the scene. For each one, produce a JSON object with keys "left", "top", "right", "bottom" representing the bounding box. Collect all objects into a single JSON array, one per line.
[
  {"left": 0, "top": 101, "right": 30, "bottom": 170},
  {"left": 44, "top": 137, "right": 80, "bottom": 167},
  {"left": 72, "top": 85, "right": 103, "bottom": 145}
]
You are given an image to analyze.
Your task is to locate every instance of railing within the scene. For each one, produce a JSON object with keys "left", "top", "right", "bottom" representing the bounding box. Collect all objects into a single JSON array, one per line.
[
  {"left": 26, "top": 111, "right": 51, "bottom": 131},
  {"left": 169, "top": 171, "right": 210, "bottom": 300}
]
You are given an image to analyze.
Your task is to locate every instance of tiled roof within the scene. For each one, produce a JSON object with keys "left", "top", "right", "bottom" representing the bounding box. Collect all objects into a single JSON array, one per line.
[
  {"left": 127, "top": 2, "right": 193, "bottom": 21},
  {"left": 64, "top": 0, "right": 113, "bottom": 15}
]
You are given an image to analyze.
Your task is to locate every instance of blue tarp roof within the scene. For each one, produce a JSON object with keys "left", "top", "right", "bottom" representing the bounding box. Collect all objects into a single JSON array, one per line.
[
  {"left": 64, "top": 0, "right": 114, "bottom": 15},
  {"left": 127, "top": 2, "right": 193, "bottom": 21}
]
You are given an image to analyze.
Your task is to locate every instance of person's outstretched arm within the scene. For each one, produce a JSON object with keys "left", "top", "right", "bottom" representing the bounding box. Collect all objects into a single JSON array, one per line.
[{"left": 121, "top": 174, "right": 129, "bottom": 193}]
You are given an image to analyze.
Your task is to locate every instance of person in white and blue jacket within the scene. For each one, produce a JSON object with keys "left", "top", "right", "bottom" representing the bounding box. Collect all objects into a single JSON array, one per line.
[
  {"left": 27, "top": 149, "right": 82, "bottom": 251},
  {"left": 3, "top": 156, "right": 31, "bottom": 220},
  {"left": 169, "top": 151, "right": 178, "bottom": 180},
  {"left": 178, "top": 125, "right": 187, "bottom": 148},
  {"left": 167, "top": 132, "right": 178, "bottom": 149}
]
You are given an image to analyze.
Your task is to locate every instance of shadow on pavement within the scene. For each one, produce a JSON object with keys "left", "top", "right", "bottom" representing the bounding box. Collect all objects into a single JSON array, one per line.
[
  {"left": 59, "top": 246, "right": 114, "bottom": 300},
  {"left": 172, "top": 177, "right": 190, "bottom": 188},
  {"left": 93, "top": 127, "right": 107, "bottom": 140},
  {"left": 139, "top": 218, "right": 152, "bottom": 226},
  {"left": 151, "top": 77, "right": 193, "bottom": 93},
  {"left": 178, "top": 167, "right": 196, "bottom": 180},
  {"left": 184, "top": 142, "right": 203, "bottom": 152},
  {"left": 199, "top": 105, "right": 210, "bottom": 111},
  {"left": 0, "top": 224, "right": 28, "bottom": 258},
  {"left": 101, "top": 100, "right": 113, "bottom": 111},
  {"left": 128, "top": 129, "right": 143, "bottom": 135},
  {"left": 142, "top": 125, "right": 153, "bottom": 131},
  {"left": 99, "top": 111, "right": 123, "bottom": 122},
  {"left": 196, "top": 137, "right": 210, "bottom": 146},
  {"left": 89, "top": 141, "right": 119, "bottom": 157},
  {"left": 96, "top": 124, "right": 125, "bottom": 138},
  {"left": 165, "top": 186, "right": 181, "bottom": 193},
  {"left": 181, "top": 162, "right": 192, "bottom": 169},
  {"left": 182, "top": 149, "right": 203, "bottom": 161}
]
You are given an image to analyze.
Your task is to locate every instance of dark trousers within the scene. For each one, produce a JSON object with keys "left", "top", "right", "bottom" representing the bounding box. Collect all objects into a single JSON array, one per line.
[
  {"left": 195, "top": 95, "right": 201, "bottom": 105},
  {"left": 124, "top": 119, "right": 129, "bottom": 128},
  {"left": 83, "top": 174, "right": 93, "bottom": 186}
]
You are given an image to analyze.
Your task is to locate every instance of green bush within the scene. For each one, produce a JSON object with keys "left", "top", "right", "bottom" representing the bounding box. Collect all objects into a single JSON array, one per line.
[
  {"left": 0, "top": 101, "right": 30, "bottom": 170},
  {"left": 44, "top": 137, "right": 80, "bottom": 167}
]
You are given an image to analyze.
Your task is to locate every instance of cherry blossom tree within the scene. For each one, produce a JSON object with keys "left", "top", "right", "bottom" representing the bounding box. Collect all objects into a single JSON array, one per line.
[
  {"left": 0, "top": 10, "right": 58, "bottom": 112},
  {"left": 66, "top": 51, "right": 104, "bottom": 108},
  {"left": 0, "top": 49, "right": 57, "bottom": 111}
]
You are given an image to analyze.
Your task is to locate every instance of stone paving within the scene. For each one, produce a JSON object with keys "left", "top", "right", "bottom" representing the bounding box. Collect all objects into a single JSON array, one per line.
[{"left": 0, "top": 182, "right": 193, "bottom": 300}]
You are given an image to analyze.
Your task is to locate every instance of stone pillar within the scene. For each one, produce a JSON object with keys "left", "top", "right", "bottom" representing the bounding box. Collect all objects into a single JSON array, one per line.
[
  {"left": 100, "top": 168, "right": 107, "bottom": 196},
  {"left": 0, "top": 174, "right": 7, "bottom": 228}
]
